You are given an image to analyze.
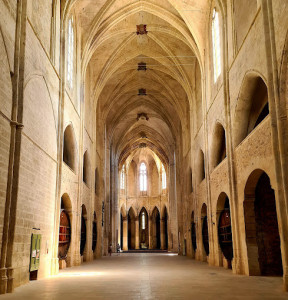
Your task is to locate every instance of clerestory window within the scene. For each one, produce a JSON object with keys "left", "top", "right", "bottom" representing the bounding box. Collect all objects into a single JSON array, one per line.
[
  {"left": 67, "top": 17, "right": 74, "bottom": 89},
  {"left": 212, "top": 8, "right": 221, "bottom": 82},
  {"left": 120, "top": 165, "right": 125, "bottom": 190},
  {"left": 139, "top": 162, "right": 147, "bottom": 192}
]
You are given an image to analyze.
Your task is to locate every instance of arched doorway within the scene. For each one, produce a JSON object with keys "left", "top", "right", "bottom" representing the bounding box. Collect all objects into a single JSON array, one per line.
[
  {"left": 139, "top": 207, "right": 149, "bottom": 249},
  {"left": 191, "top": 211, "right": 197, "bottom": 254},
  {"left": 80, "top": 205, "right": 87, "bottom": 258},
  {"left": 120, "top": 206, "right": 126, "bottom": 250},
  {"left": 120, "top": 213, "right": 123, "bottom": 250},
  {"left": 58, "top": 194, "right": 72, "bottom": 268},
  {"left": 201, "top": 204, "right": 209, "bottom": 257},
  {"left": 92, "top": 212, "right": 97, "bottom": 253},
  {"left": 152, "top": 207, "right": 160, "bottom": 249},
  {"left": 163, "top": 206, "right": 168, "bottom": 250},
  {"left": 128, "top": 208, "right": 136, "bottom": 249},
  {"left": 244, "top": 170, "right": 283, "bottom": 276},
  {"left": 217, "top": 193, "right": 233, "bottom": 269}
]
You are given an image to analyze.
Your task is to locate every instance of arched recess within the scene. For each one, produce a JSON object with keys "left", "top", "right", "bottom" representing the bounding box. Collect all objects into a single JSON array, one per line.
[
  {"left": 191, "top": 211, "right": 197, "bottom": 254},
  {"left": 201, "top": 203, "right": 209, "bottom": 258},
  {"left": 139, "top": 207, "right": 149, "bottom": 249},
  {"left": 63, "top": 124, "right": 78, "bottom": 172},
  {"left": 244, "top": 170, "right": 283, "bottom": 276},
  {"left": 59, "top": 193, "right": 72, "bottom": 268},
  {"left": 211, "top": 122, "right": 226, "bottom": 169},
  {"left": 80, "top": 204, "right": 87, "bottom": 258},
  {"left": 83, "top": 150, "right": 91, "bottom": 186},
  {"left": 234, "top": 74, "right": 269, "bottom": 147},
  {"left": 128, "top": 207, "right": 136, "bottom": 250},
  {"left": 197, "top": 149, "right": 205, "bottom": 184},
  {"left": 151, "top": 207, "right": 160, "bottom": 249},
  {"left": 120, "top": 205, "right": 126, "bottom": 250},
  {"left": 161, "top": 206, "right": 169, "bottom": 250},
  {"left": 217, "top": 193, "right": 233, "bottom": 269},
  {"left": 92, "top": 212, "right": 97, "bottom": 253}
]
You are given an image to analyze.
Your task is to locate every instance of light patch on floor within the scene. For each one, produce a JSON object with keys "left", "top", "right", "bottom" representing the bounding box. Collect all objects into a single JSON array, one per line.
[{"left": 0, "top": 254, "right": 287, "bottom": 300}]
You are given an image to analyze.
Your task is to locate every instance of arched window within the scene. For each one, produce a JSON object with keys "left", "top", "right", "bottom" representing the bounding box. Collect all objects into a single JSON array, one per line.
[
  {"left": 141, "top": 212, "right": 145, "bottom": 230},
  {"left": 212, "top": 8, "right": 221, "bottom": 82},
  {"left": 139, "top": 162, "right": 147, "bottom": 192},
  {"left": 67, "top": 17, "right": 74, "bottom": 89},
  {"left": 162, "top": 164, "right": 166, "bottom": 190},
  {"left": 120, "top": 165, "right": 125, "bottom": 190}
]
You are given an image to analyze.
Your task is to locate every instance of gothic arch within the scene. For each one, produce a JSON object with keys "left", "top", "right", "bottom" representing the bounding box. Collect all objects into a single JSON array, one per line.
[
  {"left": 243, "top": 169, "right": 283, "bottom": 276},
  {"left": 233, "top": 72, "right": 269, "bottom": 147}
]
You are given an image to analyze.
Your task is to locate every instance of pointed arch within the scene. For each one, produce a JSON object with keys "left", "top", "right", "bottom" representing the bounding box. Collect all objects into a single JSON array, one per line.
[
  {"left": 216, "top": 192, "right": 233, "bottom": 268},
  {"left": 201, "top": 203, "right": 209, "bottom": 257},
  {"left": 139, "top": 207, "right": 149, "bottom": 249},
  {"left": 234, "top": 72, "right": 269, "bottom": 147},
  {"left": 244, "top": 169, "right": 283, "bottom": 276}
]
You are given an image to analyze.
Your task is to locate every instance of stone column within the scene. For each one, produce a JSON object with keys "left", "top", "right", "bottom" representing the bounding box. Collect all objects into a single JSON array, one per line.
[
  {"left": 152, "top": 218, "right": 157, "bottom": 249},
  {"left": 135, "top": 218, "right": 139, "bottom": 249},
  {"left": 148, "top": 216, "right": 153, "bottom": 249},
  {"left": 122, "top": 217, "right": 128, "bottom": 251},
  {"left": 160, "top": 218, "right": 165, "bottom": 250}
]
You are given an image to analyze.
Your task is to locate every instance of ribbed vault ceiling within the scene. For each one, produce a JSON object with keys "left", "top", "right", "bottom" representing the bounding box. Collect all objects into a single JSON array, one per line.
[{"left": 67, "top": 0, "right": 210, "bottom": 165}]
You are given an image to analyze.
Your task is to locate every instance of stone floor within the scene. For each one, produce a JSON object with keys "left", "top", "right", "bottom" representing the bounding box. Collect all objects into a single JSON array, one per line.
[{"left": 1, "top": 253, "right": 287, "bottom": 300}]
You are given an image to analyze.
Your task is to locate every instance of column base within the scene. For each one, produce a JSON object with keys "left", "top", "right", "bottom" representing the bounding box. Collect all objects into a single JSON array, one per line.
[
  {"left": 0, "top": 268, "right": 7, "bottom": 294},
  {"left": 51, "top": 257, "right": 59, "bottom": 275},
  {"left": 6, "top": 267, "right": 14, "bottom": 293},
  {"left": 284, "top": 273, "right": 288, "bottom": 292}
]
